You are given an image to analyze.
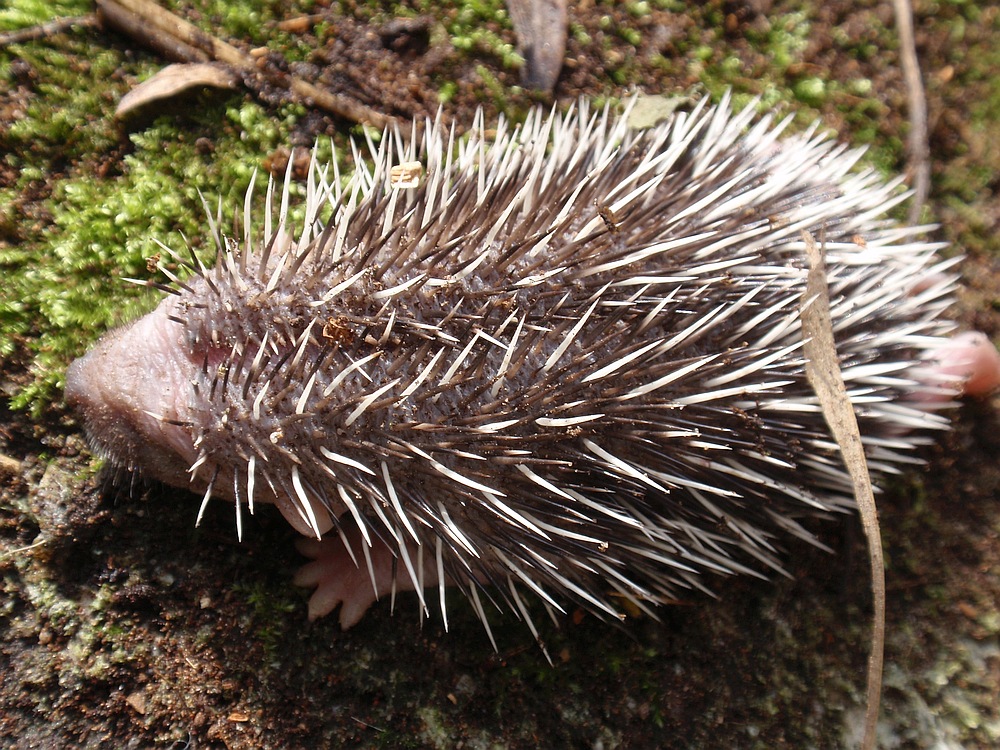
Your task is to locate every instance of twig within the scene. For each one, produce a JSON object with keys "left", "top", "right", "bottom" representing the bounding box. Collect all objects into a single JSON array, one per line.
[
  {"left": 0, "top": 539, "right": 46, "bottom": 563},
  {"left": 507, "top": 0, "right": 567, "bottom": 92},
  {"left": 0, "top": 452, "right": 22, "bottom": 475},
  {"left": 892, "top": 0, "right": 931, "bottom": 226},
  {"left": 801, "top": 232, "right": 885, "bottom": 750},
  {"left": 0, "top": 14, "right": 98, "bottom": 48},
  {"left": 97, "top": 0, "right": 209, "bottom": 63},
  {"left": 96, "top": 0, "right": 395, "bottom": 131}
]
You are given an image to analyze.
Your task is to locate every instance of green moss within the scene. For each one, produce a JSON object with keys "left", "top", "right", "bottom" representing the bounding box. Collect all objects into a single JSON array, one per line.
[
  {"left": 754, "top": 10, "right": 812, "bottom": 71},
  {"left": 392, "top": 0, "right": 521, "bottom": 73},
  {"left": 0, "top": 67, "right": 304, "bottom": 412},
  {"left": 618, "top": 26, "right": 642, "bottom": 46},
  {"left": 234, "top": 580, "right": 299, "bottom": 661},
  {"left": 626, "top": 1, "right": 652, "bottom": 18},
  {"left": 793, "top": 76, "right": 827, "bottom": 106},
  {"left": 570, "top": 22, "right": 593, "bottom": 46},
  {"left": 474, "top": 63, "right": 515, "bottom": 108},
  {"left": 0, "top": 0, "right": 91, "bottom": 29},
  {"left": 437, "top": 80, "right": 458, "bottom": 104}
]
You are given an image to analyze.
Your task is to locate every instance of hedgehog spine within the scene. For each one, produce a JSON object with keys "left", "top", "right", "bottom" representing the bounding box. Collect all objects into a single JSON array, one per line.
[{"left": 77, "top": 93, "right": 961, "bottom": 638}]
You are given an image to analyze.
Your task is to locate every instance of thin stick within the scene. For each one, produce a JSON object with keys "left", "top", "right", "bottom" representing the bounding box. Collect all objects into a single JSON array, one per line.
[
  {"left": 0, "top": 15, "right": 98, "bottom": 48},
  {"left": 96, "top": 0, "right": 395, "bottom": 130},
  {"left": 801, "top": 232, "right": 885, "bottom": 750},
  {"left": 97, "top": 1, "right": 208, "bottom": 62},
  {"left": 892, "top": 0, "right": 931, "bottom": 226}
]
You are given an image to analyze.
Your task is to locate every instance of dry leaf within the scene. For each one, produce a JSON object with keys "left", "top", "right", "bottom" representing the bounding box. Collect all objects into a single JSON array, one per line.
[
  {"left": 506, "top": 0, "right": 567, "bottom": 92},
  {"left": 115, "top": 62, "right": 238, "bottom": 119}
]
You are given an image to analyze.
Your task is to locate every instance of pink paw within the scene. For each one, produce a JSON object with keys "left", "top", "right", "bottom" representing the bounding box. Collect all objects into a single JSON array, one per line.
[
  {"left": 934, "top": 331, "right": 1000, "bottom": 398},
  {"left": 292, "top": 525, "right": 436, "bottom": 628},
  {"left": 293, "top": 535, "right": 381, "bottom": 627}
]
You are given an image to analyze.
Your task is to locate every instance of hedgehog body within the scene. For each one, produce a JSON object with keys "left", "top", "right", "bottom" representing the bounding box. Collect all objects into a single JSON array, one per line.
[{"left": 67, "top": 95, "right": 989, "bottom": 636}]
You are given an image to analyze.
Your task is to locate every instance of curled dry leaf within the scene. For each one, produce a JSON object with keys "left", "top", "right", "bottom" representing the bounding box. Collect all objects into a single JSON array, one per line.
[
  {"left": 506, "top": 0, "right": 567, "bottom": 93},
  {"left": 115, "top": 62, "right": 238, "bottom": 120}
]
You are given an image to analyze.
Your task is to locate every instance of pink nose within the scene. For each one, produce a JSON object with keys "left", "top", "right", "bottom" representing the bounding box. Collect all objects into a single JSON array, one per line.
[{"left": 64, "top": 298, "right": 202, "bottom": 486}]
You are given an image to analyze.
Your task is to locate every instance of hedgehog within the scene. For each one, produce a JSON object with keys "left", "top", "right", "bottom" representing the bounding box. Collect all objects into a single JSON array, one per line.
[{"left": 65, "top": 94, "right": 1000, "bottom": 645}]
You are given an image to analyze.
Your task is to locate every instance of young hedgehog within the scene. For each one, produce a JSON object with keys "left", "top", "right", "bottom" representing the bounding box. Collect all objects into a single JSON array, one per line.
[{"left": 66, "top": 95, "right": 1000, "bottom": 644}]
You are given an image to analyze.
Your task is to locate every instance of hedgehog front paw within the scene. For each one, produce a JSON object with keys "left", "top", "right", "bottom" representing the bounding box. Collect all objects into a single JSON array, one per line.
[
  {"left": 293, "top": 523, "right": 438, "bottom": 628},
  {"left": 292, "top": 534, "right": 387, "bottom": 628}
]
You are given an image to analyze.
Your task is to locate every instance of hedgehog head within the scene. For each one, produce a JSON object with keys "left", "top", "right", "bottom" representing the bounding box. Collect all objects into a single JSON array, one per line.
[{"left": 66, "top": 294, "right": 202, "bottom": 489}]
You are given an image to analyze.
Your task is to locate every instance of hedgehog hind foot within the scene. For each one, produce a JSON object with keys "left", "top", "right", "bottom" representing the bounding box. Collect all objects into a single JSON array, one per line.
[
  {"left": 293, "top": 526, "right": 438, "bottom": 628},
  {"left": 947, "top": 331, "right": 1000, "bottom": 397},
  {"left": 922, "top": 331, "right": 1000, "bottom": 400}
]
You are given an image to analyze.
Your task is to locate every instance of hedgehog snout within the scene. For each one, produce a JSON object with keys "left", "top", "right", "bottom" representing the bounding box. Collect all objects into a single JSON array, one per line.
[{"left": 66, "top": 298, "right": 202, "bottom": 488}]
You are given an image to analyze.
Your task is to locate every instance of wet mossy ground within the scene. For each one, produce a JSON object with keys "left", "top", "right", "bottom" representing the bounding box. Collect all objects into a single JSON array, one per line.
[{"left": 2, "top": 0, "right": 1000, "bottom": 747}]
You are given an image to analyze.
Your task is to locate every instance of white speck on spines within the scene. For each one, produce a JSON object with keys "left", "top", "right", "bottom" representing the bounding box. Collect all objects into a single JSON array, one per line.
[{"left": 336, "top": 483, "right": 372, "bottom": 548}]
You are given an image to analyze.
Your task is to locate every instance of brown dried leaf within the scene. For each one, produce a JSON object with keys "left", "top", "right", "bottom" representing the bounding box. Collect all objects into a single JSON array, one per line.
[
  {"left": 115, "top": 62, "right": 238, "bottom": 120},
  {"left": 506, "top": 0, "right": 567, "bottom": 92},
  {"left": 800, "top": 231, "right": 884, "bottom": 750}
]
